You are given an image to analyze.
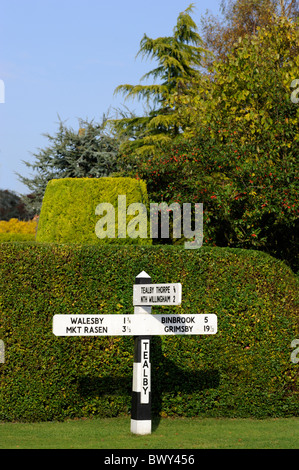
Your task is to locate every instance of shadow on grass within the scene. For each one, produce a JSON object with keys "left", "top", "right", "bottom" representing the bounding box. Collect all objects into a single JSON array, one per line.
[{"left": 77, "top": 336, "right": 220, "bottom": 432}]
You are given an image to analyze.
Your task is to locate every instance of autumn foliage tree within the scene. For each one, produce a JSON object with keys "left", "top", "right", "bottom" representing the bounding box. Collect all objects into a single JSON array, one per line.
[
  {"left": 0, "top": 190, "right": 30, "bottom": 221},
  {"left": 200, "top": 0, "right": 298, "bottom": 63},
  {"left": 134, "top": 16, "right": 299, "bottom": 271}
]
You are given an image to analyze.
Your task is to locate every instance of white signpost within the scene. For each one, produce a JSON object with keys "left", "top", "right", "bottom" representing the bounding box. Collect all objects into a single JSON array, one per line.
[
  {"left": 53, "top": 313, "right": 217, "bottom": 336},
  {"left": 52, "top": 271, "right": 218, "bottom": 436}
]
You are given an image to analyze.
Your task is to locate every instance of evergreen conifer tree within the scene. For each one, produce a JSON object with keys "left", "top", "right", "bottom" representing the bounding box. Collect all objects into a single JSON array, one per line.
[
  {"left": 113, "top": 4, "right": 209, "bottom": 156},
  {"left": 17, "top": 116, "right": 119, "bottom": 214}
]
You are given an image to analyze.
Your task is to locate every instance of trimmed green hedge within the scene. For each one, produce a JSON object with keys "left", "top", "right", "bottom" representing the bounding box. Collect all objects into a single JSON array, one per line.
[
  {"left": 0, "top": 233, "right": 35, "bottom": 242},
  {"left": 36, "top": 177, "right": 151, "bottom": 245},
  {"left": 0, "top": 243, "right": 298, "bottom": 422}
]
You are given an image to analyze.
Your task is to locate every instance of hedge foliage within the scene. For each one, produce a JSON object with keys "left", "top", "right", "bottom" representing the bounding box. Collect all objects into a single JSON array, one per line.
[
  {"left": 0, "top": 233, "right": 35, "bottom": 243},
  {"left": 0, "top": 243, "right": 298, "bottom": 422},
  {"left": 36, "top": 177, "right": 151, "bottom": 245},
  {"left": 0, "top": 219, "right": 37, "bottom": 243},
  {"left": 0, "top": 218, "right": 37, "bottom": 235}
]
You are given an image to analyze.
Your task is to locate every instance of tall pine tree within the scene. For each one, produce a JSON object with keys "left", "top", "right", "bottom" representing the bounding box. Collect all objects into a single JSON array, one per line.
[{"left": 112, "top": 4, "right": 209, "bottom": 156}]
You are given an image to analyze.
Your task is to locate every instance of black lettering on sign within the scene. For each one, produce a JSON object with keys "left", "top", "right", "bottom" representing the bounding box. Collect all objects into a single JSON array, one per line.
[
  {"left": 141, "top": 340, "right": 150, "bottom": 403},
  {"left": 83, "top": 326, "right": 109, "bottom": 334},
  {"left": 66, "top": 326, "right": 82, "bottom": 334},
  {"left": 70, "top": 316, "right": 104, "bottom": 325}
]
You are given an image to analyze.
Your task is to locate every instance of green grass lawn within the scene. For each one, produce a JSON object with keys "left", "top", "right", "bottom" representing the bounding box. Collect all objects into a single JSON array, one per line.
[{"left": 0, "top": 417, "right": 298, "bottom": 449}]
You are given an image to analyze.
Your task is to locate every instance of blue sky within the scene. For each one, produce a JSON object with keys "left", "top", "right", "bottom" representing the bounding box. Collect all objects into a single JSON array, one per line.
[{"left": 0, "top": 0, "right": 221, "bottom": 195}]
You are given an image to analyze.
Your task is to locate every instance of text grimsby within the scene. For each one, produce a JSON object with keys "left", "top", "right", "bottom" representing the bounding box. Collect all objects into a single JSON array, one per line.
[{"left": 53, "top": 314, "right": 217, "bottom": 336}]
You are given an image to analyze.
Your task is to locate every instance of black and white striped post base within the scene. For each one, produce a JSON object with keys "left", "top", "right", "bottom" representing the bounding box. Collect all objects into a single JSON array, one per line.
[{"left": 131, "top": 271, "right": 152, "bottom": 435}]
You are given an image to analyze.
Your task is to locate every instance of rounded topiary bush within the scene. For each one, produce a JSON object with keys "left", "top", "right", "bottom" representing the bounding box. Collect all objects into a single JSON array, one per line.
[{"left": 36, "top": 177, "right": 151, "bottom": 245}]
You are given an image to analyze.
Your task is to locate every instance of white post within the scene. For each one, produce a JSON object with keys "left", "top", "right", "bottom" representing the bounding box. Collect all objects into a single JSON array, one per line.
[{"left": 131, "top": 271, "right": 152, "bottom": 435}]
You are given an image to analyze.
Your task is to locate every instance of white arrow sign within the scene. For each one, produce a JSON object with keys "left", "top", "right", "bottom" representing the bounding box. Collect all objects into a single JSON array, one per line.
[
  {"left": 133, "top": 283, "right": 182, "bottom": 306},
  {"left": 53, "top": 313, "right": 217, "bottom": 336}
]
